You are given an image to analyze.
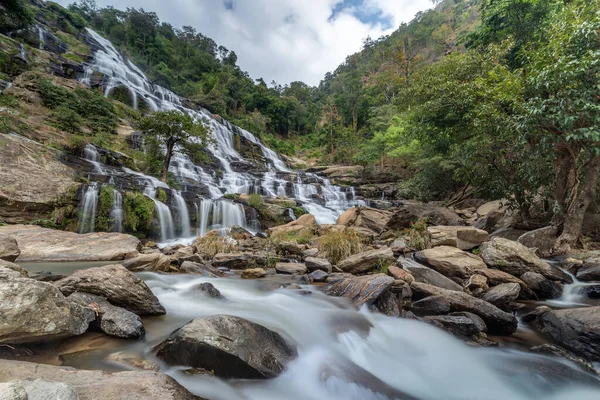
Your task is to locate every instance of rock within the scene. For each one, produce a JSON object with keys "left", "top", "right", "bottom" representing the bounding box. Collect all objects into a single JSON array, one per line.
[
  {"left": 399, "top": 258, "right": 463, "bottom": 291},
  {"left": 305, "top": 257, "right": 332, "bottom": 273},
  {"left": 268, "top": 214, "right": 317, "bottom": 236},
  {"left": 0, "top": 260, "right": 27, "bottom": 277},
  {"left": 212, "top": 253, "right": 259, "bottom": 269},
  {"left": 474, "top": 269, "right": 537, "bottom": 300},
  {"left": 412, "top": 295, "right": 452, "bottom": 316},
  {"left": 338, "top": 248, "right": 395, "bottom": 275},
  {"left": 0, "top": 266, "right": 23, "bottom": 280},
  {"left": 192, "top": 283, "right": 223, "bottom": 299},
  {"left": 68, "top": 292, "right": 145, "bottom": 339},
  {"left": 390, "top": 239, "right": 409, "bottom": 256},
  {"left": 374, "top": 290, "right": 400, "bottom": 317},
  {"left": 309, "top": 270, "right": 329, "bottom": 282},
  {"left": 576, "top": 259, "right": 600, "bottom": 282},
  {"left": 275, "top": 262, "right": 307, "bottom": 275},
  {"left": 321, "top": 273, "right": 394, "bottom": 307},
  {"left": 410, "top": 282, "right": 518, "bottom": 335},
  {"left": 386, "top": 202, "right": 464, "bottom": 230},
  {"left": 477, "top": 200, "right": 508, "bottom": 217},
  {"left": 520, "top": 272, "right": 563, "bottom": 299},
  {"left": 229, "top": 225, "right": 253, "bottom": 240},
  {"left": 0, "top": 235, "right": 20, "bottom": 262},
  {"left": 154, "top": 315, "right": 296, "bottom": 379},
  {"left": 481, "top": 283, "right": 521, "bottom": 307},
  {"left": 179, "top": 261, "right": 223, "bottom": 277},
  {"left": 241, "top": 268, "right": 267, "bottom": 279},
  {"left": 425, "top": 312, "right": 487, "bottom": 337},
  {"left": 303, "top": 248, "right": 319, "bottom": 258},
  {"left": 532, "top": 307, "right": 600, "bottom": 362},
  {"left": 582, "top": 285, "right": 600, "bottom": 299},
  {"left": 387, "top": 266, "right": 415, "bottom": 284},
  {"left": 0, "top": 382, "right": 27, "bottom": 400},
  {"left": 0, "top": 359, "right": 198, "bottom": 400},
  {"left": 414, "top": 246, "right": 487, "bottom": 281},
  {"left": 480, "top": 238, "right": 571, "bottom": 283},
  {"left": 531, "top": 344, "right": 599, "bottom": 377},
  {"left": 20, "top": 379, "right": 78, "bottom": 400},
  {"left": 277, "top": 242, "right": 306, "bottom": 256},
  {"left": 54, "top": 264, "right": 165, "bottom": 316},
  {"left": 105, "top": 351, "right": 159, "bottom": 371},
  {"left": 336, "top": 207, "right": 392, "bottom": 235},
  {"left": 465, "top": 274, "right": 488, "bottom": 295},
  {"left": 517, "top": 226, "right": 558, "bottom": 257},
  {"left": 0, "top": 279, "right": 94, "bottom": 345},
  {"left": 390, "top": 280, "right": 412, "bottom": 300},
  {"left": 427, "top": 226, "right": 489, "bottom": 250},
  {"left": 0, "top": 226, "right": 141, "bottom": 262},
  {"left": 29, "top": 271, "right": 64, "bottom": 282},
  {"left": 122, "top": 253, "right": 172, "bottom": 272}
]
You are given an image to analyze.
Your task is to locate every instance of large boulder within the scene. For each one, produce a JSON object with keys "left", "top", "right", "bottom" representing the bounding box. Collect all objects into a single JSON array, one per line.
[
  {"left": 533, "top": 307, "right": 600, "bottom": 362},
  {"left": 275, "top": 262, "right": 307, "bottom": 275},
  {"left": 410, "top": 282, "right": 518, "bottom": 335},
  {"left": 576, "top": 259, "right": 600, "bottom": 282},
  {"left": 427, "top": 226, "right": 489, "bottom": 250},
  {"left": 517, "top": 226, "right": 558, "bottom": 257},
  {"left": 0, "top": 360, "right": 198, "bottom": 400},
  {"left": 414, "top": 246, "right": 487, "bottom": 281},
  {"left": 122, "top": 253, "right": 172, "bottom": 272},
  {"left": 336, "top": 207, "right": 392, "bottom": 235},
  {"left": 398, "top": 258, "right": 463, "bottom": 291},
  {"left": 68, "top": 292, "right": 145, "bottom": 339},
  {"left": 520, "top": 272, "right": 563, "bottom": 299},
  {"left": 480, "top": 238, "right": 571, "bottom": 283},
  {"left": 425, "top": 312, "right": 487, "bottom": 337},
  {"left": 481, "top": 283, "right": 521, "bottom": 307},
  {"left": 0, "top": 225, "right": 140, "bottom": 262},
  {"left": 321, "top": 273, "right": 394, "bottom": 307},
  {"left": 154, "top": 315, "right": 296, "bottom": 379},
  {"left": 241, "top": 268, "right": 267, "bottom": 279},
  {"left": 338, "top": 248, "right": 395, "bottom": 275},
  {"left": 212, "top": 252, "right": 262, "bottom": 269},
  {"left": 386, "top": 202, "right": 464, "bottom": 230},
  {"left": 179, "top": 261, "right": 223, "bottom": 277},
  {"left": 0, "top": 279, "right": 94, "bottom": 345},
  {"left": 305, "top": 257, "right": 332, "bottom": 273},
  {"left": 0, "top": 235, "right": 20, "bottom": 262},
  {"left": 267, "top": 214, "right": 317, "bottom": 236},
  {"left": 15, "top": 379, "right": 78, "bottom": 400},
  {"left": 54, "top": 264, "right": 165, "bottom": 316},
  {"left": 474, "top": 269, "right": 536, "bottom": 300}
]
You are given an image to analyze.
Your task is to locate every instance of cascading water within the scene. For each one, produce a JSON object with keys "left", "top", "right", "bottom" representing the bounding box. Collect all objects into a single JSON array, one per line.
[
  {"left": 110, "top": 189, "right": 123, "bottom": 232},
  {"left": 79, "top": 183, "right": 99, "bottom": 233},
  {"left": 37, "top": 26, "right": 45, "bottom": 50},
  {"left": 173, "top": 191, "right": 192, "bottom": 237},
  {"left": 83, "top": 144, "right": 104, "bottom": 174}
]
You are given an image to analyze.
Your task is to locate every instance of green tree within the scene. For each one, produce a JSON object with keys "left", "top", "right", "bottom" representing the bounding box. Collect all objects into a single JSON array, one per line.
[{"left": 0, "top": 0, "right": 33, "bottom": 34}]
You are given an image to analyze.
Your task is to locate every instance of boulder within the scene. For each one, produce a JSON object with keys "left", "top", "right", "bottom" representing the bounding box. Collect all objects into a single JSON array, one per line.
[
  {"left": 412, "top": 295, "right": 452, "bottom": 316},
  {"left": 386, "top": 202, "right": 464, "bottom": 230},
  {"left": 374, "top": 290, "right": 400, "bottom": 317},
  {"left": 241, "top": 268, "right": 267, "bottom": 279},
  {"left": 480, "top": 238, "right": 571, "bottom": 283},
  {"left": 386, "top": 266, "right": 415, "bottom": 284},
  {"left": 179, "top": 261, "right": 223, "bottom": 277},
  {"left": 275, "top": 262, "right": 307, "bottom": 275},
  {"left": 321, "top": 273, "right": 394, "bottom": 307},
  {"left": 192, "top": 283, "right": 223, "bottom": 299},
  {"left": 476, "top": 200, "right": 508, "bottom": 217},
  {"left": 0, "top": 225, "right": 140, "bottom": 262},
  {"left": 0, "top": 260, "right": 28, "bottom": 278},
  {"left": 338, "top": 248, "right": 395, "bottom": 275},
  {"left": 122, "top": 253, "right": 172, "bottom": 272},
  {"left": 517, "top": 226, "right": 558, "bottom": 257},
  {"left": 305, "top": 257, "right": 332, "bottom": 273},
  {"left": 54, "top": 264, "right": 165, "bottom": 316},
  {"left": 0, "top": 279, "right": 94, "bottom": 345},
  {"left": 277, "top": 242, "right": 307, "bottom": 256},
  {"left": 465, "top": 274, "right": 488, "bottom": 296},
  {"left": 0, "top": 235, "right": 20, "bottom": 262},
  {"left": 576, "top": 259, "right": 600, "bottom": 282},
  {"left": 520, "top": 272, "right": 563, "bottom": 299},
  {"left": 425, "top": 312, "right": 487, "bottom": 337},
  {"left": 481, "top": 283, "right": 521, "bottom": 307},
  {"left": 19, "top": 379, "right": 78, "bottom": 400},
  {"left": 68, "top": 292, "right": 145, "bottom": 339},
  {"left": 212, "top": 253, "right": 261, "bottom": 269},
  {"left": 336, "top": 207, "right": 392, "bottom": 235},
  {"left": 267, "top": 214, "right": 317, "bottom": 236},
  {"left": 474, "top": 269, "right": 536, "bottom": 300},
  {"left": 0, "top": 382, "right": 27, "bottom": 400},
  {"left": 414, "top": 246, "right": 487, "bottom": 281},
  {"left": 303, "top": 248, "right": 319, "bottom": 258},
  {"left": 154, "top": 315, "right": 296, "bottom": 379},
  {"left": 0, "top": 266, "right": 24, "bottom": 280},
  {"left": 0, "top": 360, "right": 198, "bottom": 400},
  {"left": 105, "top": 351, "right": 159, "bottom": 372},
  {"left": 399, "top": 258, "right": 463, "bottom": 291},
  {"left": 532, "top": 307, "right": 600, "bottom": 362},
  {"left": 427, "top": 226, "right": 489, "bottom": 250},
  {"left": 410, "top": 282, "right": 518, "bottom": 335},
  {"left": 309, "top": 270, "right": 329, "bottom": 282}
]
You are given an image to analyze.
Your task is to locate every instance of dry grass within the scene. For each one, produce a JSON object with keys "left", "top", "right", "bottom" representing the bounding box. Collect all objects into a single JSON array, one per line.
[
  {"left": 407, "top": 219, "right": 432, "bottom": 251},
  {"left": 195, "top": 232, "right": 237, "bottom": 257},
  {"left": 269, "top": 228, "right": 315, "bottom": 246},
  {"left": 317, "top": 228, "right": 364, "bottom": 265}
]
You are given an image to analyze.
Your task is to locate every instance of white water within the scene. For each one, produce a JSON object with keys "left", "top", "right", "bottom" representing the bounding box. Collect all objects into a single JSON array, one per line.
[
  {"left": 545, "top": 267, "right": 598, "bottom": 307},
  {"left": 83, "top": 144, "right": 104, "bottom": 174},
  {"left": 110, "top": 189, "right": 123, "bottom": 232},
  {"left": 173, "top": 191, "right": 192, "bottom": 238},
  {"left": 196, "top": 199, "right": 249, "bottom": 237},
  {"left": 141, "top": 274, "right": 600, "bottom": 400},
  {"left": 79, "top": 183, "right": 98, "bottom": 233}
]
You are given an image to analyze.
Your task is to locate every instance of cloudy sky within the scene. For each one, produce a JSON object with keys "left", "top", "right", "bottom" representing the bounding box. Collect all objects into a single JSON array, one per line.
[{"left": 56, "top": 0, "right": 433, "bottom": 85}]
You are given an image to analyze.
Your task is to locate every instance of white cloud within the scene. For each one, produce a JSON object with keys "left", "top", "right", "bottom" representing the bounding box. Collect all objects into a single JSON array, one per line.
[{"left": 55, "top": 0, "right": 432, "bottom": 85}]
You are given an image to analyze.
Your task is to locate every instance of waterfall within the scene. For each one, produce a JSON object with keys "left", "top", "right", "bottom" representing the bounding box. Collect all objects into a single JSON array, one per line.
[
  {"left": 79, "top": 183, "right": 99, "bottom": 233},
  {"left": 173, "top": 191, "right": 191, "bottom": 237},
  {"left": 38, "top": 26, "right": 45, "bottom": 50},
  {"left": 110, "top": 189, "right": 123, "bottom": 232},
  {"left": 18, "top": 44, "right": 26, "bottom": 60},
  {"left": 141, "top": 180, "right": 175, "bottom": 242},
  {"left": 83, "top": 144, "right": 104, "bottom": 174},
  {"left": 197, "top": 199, "right": 213, "bottom": 237},
  {"left": 196, "top": 199, "right": 248, "bottom": 236}
]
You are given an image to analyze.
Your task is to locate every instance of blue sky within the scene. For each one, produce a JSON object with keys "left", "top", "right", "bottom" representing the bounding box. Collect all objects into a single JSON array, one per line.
[{"left": 329, "top": 0, "right": 394, "bottom": 29}]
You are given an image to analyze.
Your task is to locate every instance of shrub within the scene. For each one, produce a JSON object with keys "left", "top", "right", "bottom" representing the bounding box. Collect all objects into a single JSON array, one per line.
[
  {"left": 50, "top": 105, "right": 82, "bottom": 133},
  {"left": 247, "top": 194, "right": 264, "bottom": 210},
  {"left": 95, "top": 184, "right": 114, "bottom": 231},
  {"left": 407, "top": 219, "right": 432, "bottom": 251},
  {"left": 292, "top": 207, "right": 307, "bottom": 218},
  {"left": 270, "top": 229, "right": 315, "bottom": 246},
  {"left": 156, "top": 188, "right": 168, "bottom": 203},
  {"left": 318, "top": 228, "right": 364, "bottom": 265},
  {"left": 195, "top": 232, "right": 237, "bottom": 257},
  {"left": 123, "top": 191, "right": 155, "bottom": 233}
]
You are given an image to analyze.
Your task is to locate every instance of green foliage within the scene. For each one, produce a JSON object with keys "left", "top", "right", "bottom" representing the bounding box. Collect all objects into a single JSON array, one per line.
[
  {"left": 123, "top": 191, "right": 155, "bottom": 233},
  {"left": 269, "top": 229, "right": 315, "bottom": 246},
  {"left": 292, "top": 207, "right": 307, "bottom": 218},
  {"left": 407, "top": 219, "right": 432, "bottom": 250},
  {"left": 247, "top": 194, "right": 264, "bottom": 210},
  {"left": 317, "top": 228, "right": 364, "bottom": 265},
  {"left": 95, "top": 184, "right": 114, "bottom": 231},
  {"left": 50, "top": 106, "right": 83, "bottom": 134},
  {"left": 156, "top": 188, "right": 168, "bottom": 203},
  {"left": 0, "top": 0, "right": 34, "bottom": 34}
]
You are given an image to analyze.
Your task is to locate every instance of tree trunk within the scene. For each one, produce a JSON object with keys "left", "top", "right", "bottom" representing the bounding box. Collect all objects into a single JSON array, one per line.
[
  {"left": 161, "top": 141, "right": 174, "bottom": 183},
  {"left": 554, "top": 155, "right": 600, "bottom": 254}
]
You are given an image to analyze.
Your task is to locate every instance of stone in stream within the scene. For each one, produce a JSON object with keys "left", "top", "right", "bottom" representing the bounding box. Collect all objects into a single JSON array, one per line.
[
  {"left": 474, "top": 269, "right": 537, "bottom": 300},
  {"left": 67, "top": 292, "right": 145, "bottom": 339},
  {"left": 0, "top": 235, "right": 20, "bottom": 262},
  {"left": 309, "top": 269, "right": 329, "bottom": 283},
  {"left": 179, "top": 261, "right": 223, "bottom": 277},
  {"left": 575, "top": 258, "right": 600, "bottom": 282},
  {"left": 398, "top": 259, "right": 463, "bottom": 291},
  {"left": 241, "top": 268, "right": 267, "bottom": 279},
  {"left": 275, "top": 262, "right": 307, "bottom": 275},
  {"left": 154, "top": 315, "right": 296, "bottom": 379},
  {"left": 0, "top": 279, "right": 94, "bottom": 345},
  {"left": 121, "top": 253, "right": 172, "bottom": 272},
  {"left": 337, "top": 248, "right": 395, "bottom": 275},
  {"left": 305, "top": 257, "right": 332, "bottom": 273},
  {"left": 374, "top": 290, "right": 400, "bottom": 317},
  {"left": 321, "top": 273, "right": 394, "bottom": 307},
  {"left": 105, "top": 351, "right": 159, "bottom": 372},
  {"left": 192, "top": 282, "right": 223, "bottom": 299},
  {"left": 54, "top": 264, "right": 165, "bottom": 316},
  {"left": 481, "top": 283, "right": 521, "bottom": 307},
  {"left": 212, "top": 252, "right": 263, "bottom": 269},
  {"left": 520, "top": 272, "right": 563, "bottom": 299},
  {"left": 0, "top": 359, "right": 199, "bottom": 400},
  {"left": 425, "top": 312, "right": 487, "bottom": 337},
  {"left": 414, "top": 246, "right": 487, "bottom": 281}
]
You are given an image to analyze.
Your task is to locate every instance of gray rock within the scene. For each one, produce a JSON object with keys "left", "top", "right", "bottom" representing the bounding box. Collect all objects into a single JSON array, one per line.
[
  {"left": 0, "top": 382, "right": 27, "bottom": 400},
  {"left": 212, "top": 253, "right": 260, "bottom": 269},
  {"left": 305, "top": 257, "right": 332, "bottom": 273},
  {"left": 54, "top": 264, "right": 165, "bottom": 316},
  {"left": 374, "top": 290, "right": 400, "bottom": 317},
  {"left": 414, "top": 246, "right": 487, "bottom": 281},
  {"left": 425, "top": 312, "right": 487, "bottom": 337},
  {"left": 179, "top": 261, "right": 223, "bottom": 277},
  {"left": 21, "top": 379, "right": 78, "bottom": 400},
  {"left": 309, "top": 270, "right": 329, "bottom": 282},
  {"left": 399, "top": 258, "right": 463, "bottom": 291},
  {"left": 517, "top": 226, "right": 558, "bottom": 257},
  {"left": 412, "top": 295, "right": 452, "bottom": 316},
  {"left": 520, "top": 272, "right": 563, "bottom": 299},
  {"left": 302, "top": 248, "right": 319, "bottom": 258},
  {"left": 386, "top": 202, "right": 464, "bottom": 230},
  {"left": 474, "top": 269, "right": 537, "bottom": 300},
  {"left": 68, "top": 292, "right": 145, "bottom": 339},
  {"left": 154, "top": 315, "right": 296, "bottom": 379},
  {"left": 0, "top": 235, "right": 20, "bottom": 262},
  {"left": 275, "top": 262, "right": 307, "bottom": 275},
  {"left": 322, "top": 273, "right": 394, "bottom": 307},
  {"left": 192, "top": 282, "right": 223, "bottom": 299},
  {"left": 576, "top": 259, "right": 600, "bottom": 282},
  {"left": 338, "top": 248, "right": 395, "bottom": 275},
  {"left": 428, "top": 226, "right": 489, "bottom": 250},
  {"left": 481, "top": 283, "right": 521, "bottom": 307},
  {"left": 122, "top": 253, "right": 172, "bottom": 272},
  {"left": 0, "top": 279, "right": 94, "bottom": 345}
]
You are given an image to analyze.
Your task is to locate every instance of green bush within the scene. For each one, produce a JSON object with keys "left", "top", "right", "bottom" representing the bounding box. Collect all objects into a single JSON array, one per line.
[
  {"left": 318, "top": 228, "right": 364, "bottom": 265},
  {"left": 95, "top": 185, "right": 114, "bottom": 231},
  {"left": 156, "top": 188, "right": 168, "bottom": 203},
  {"left": 247, "top": 194, "right": 264, "bottom": 210},
  {"left": 270, "top": 229, "right": 315, "bottom": 246},
  {"left": 123, "top": 191, "right": 155, "bottom": 233},
  {"left": 50, "top": 105, "right": 83, "bottom": 133}
]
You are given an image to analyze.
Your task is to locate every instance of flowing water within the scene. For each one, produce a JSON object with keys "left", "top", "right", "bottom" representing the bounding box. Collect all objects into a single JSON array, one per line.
[
  {"left": 173, "top": 191, "right": 192, "bottom": 238},
  {"left": 78, "top": 183, "right": 99, "bottom": 234},
  {"left": 110, "top": 189, "right": 123, "bottom": 232}
]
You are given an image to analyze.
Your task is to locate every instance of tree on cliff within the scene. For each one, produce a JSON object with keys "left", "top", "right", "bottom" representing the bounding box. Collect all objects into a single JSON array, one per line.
[
  {"left": 0, "top": 0, "right": 33, "bottom": 34},
  {"left": 138, "top": 110, "right": 211, "bottom": 183}
]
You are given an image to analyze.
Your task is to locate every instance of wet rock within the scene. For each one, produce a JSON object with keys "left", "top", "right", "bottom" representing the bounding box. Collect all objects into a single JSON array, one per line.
[
  {"left": 305, "top": 257, "right": 332, "bottom": 273},
  {"left": 474, "top": 269, "right": 537, "bottom": 300},
  {"left": 0, "top": 279, "right": 94, "bottom": 345},
  {"left": 517, "top": 226, "right": 558, "bottom": 257},
  {"left": 531, "top": 344, "right": 599, "bottom": 376},
  {"left": 480, "top": 238, "right": 571, "bottom": 283},
  {"left": 582, "top": 285, "right": 600, "bottom": 299},
  {"left": 410, "top": 282, "right": 518, "bottom": 335},
  {"left": 414, "top": 246, "right": 487, "bottom": 281},
  {"left": 122, "top": 253, "right": 172, "bottom": 272},
  {"left": 412, "top": 295, "right": 452, "bottom": 316},
  {"left": 275, "top": 262, "right": 307, "bottom": 275},
  {"left": 309, "top": 270, "right": 329, "bottom": 282},
  {"left": 481, "top": 283, "right": 521, "bottom": 307},
  {"left": 399, "top": 259, "right": 463, "bottom": 291},
  {"left": 520, "top": 272, "right": 563, "bottom": 299},
  {"left": 576, "top": 259, "right": 600, "bottom": 282},
  {"left": 0, "top": 235, "right": 20, "bottom": 262},
  {"left": 374, "top": 290, "right": 400, "bottom": 317},
  {"left": 55, "top": 264, "right": 165, "bottom": 316},
  {"left": 427, "top": 226, "right": 489, "bottom": 250},
  {"left": 154, "top": 315, "right": 296, "bottom": 379},
  {"left": 532, "top": 307, "right": 600, "bottom": 362},
  {"left": 336, "top": 207, "right": 392, "bottom": 235},
  {"left": 386, "top": 202, "right": 464, "bottom": 230},
  {"left": 321, "top": 273, "right": 394, "bottom": 307},
  {"left": 338, "top": 247, "right": 395, "bottom": 275},
  {"left": 105, "top": 351, "right": 159, "bottom": 371},
  {"left": 387, "top": 266, "right": 415, "bottom": 284},
  {"left": 0, "top": 226, "right": 141, "bottom": 262},
  {"left": 29, "top": 271, "right": 64, "bottom": 282},
  {"left": 192, "top": 283, "right": 223, "bottom": 299},
  {"left": 68, "top": 292, "right": 145, "bottom": 339},
  {"left": 179, "top": 261, "right": 223, "bottom": 277},
  {"left": 425, "top": 312, "right": 487, "bottom": 337},
  {"left": 0, "top": 359, "right": 198, "bottom": 400},
  {"left": 241, "top": 268, "right": 267, "bottom": 279}
]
